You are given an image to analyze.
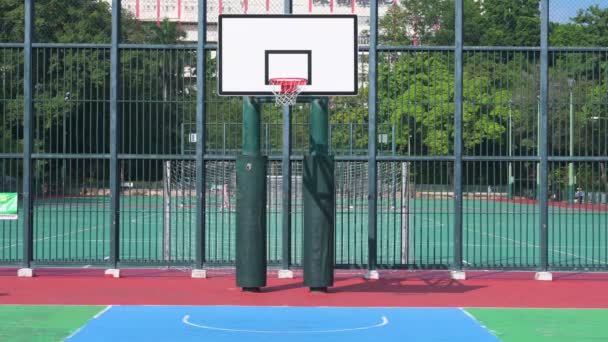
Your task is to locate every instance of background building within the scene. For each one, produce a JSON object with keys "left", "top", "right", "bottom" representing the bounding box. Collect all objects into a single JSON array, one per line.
[{"left": 110, "top": 0, "right": 396, "bottom": 42}]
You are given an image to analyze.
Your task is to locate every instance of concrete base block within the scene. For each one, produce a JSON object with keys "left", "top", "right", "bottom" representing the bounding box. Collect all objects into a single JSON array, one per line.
[
  {"left": 535, "top": 271, "right": 553, "bottom": 281},
  {"left": 451, "top": 270, "right": 467, "bottom": 280},
  {"left": 17, "top": 268, "right": 34, "bottom": 277},
  {"left": 191, "top": 269, "right": 207, "bottom": 279},
  {"left": 278, "top": 270, "right": 294, "bottom": 279},
  {"left": 104, "top": 269, "right": 120, "bottom": 278},
  {"left": 364, "top": 270, "right": 380, "bottom": 280}
]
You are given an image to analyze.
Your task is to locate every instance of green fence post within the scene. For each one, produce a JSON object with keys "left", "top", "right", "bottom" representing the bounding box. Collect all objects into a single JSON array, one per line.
[
  {"left": 195, "top": 0, "right": 207, "bottom": 273},
  {"left": 539, "top": 0, "right": 550, "bottom": 273},
  {"left": 236, "top": 96, "right": 267, "bottom": 291},
  {"left": 108, "top": 0, "right": 121, "bottom": 271},
  {"left": 280, "top": 0, "right": 293, "bottom": 275},
  {"left": 452, "top": 0, "right": 464, "bottom": 275},
  {"left": 303, "top": 98, "right": 334, "bottom": 291},
  {"left": 21, "top": 0, "right": 34, "bottom": 272},
  {"left": 367, "top": 0, "right": 379, "bottom": 278}
]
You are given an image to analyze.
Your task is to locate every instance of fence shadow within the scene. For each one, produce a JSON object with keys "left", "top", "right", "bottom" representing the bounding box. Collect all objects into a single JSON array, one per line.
[{"left": 330, "top": 278, "right": 486, "bottom": 294}]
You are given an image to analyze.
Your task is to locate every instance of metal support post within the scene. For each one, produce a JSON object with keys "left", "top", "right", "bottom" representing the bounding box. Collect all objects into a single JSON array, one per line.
[
  {"left": 21, "top": 0, "right": 34, "bottom": 272},
  {"left": 109, "top": 0, "right": 121, "bottom": 271},
  {"left": 280, "top": 0, "right": 294, "bottom": 274},
  {"left": 194, "top": 0, "right": 207, "bottom": 275},
  {"left": 452, "top": 0, "right": 464, "bottom": 277},
  {"left": 366, "top": 0, "right": 379, "bottom": 279},
  {"left": 539, "top": 0, "right": 550, "bottom": 273}
]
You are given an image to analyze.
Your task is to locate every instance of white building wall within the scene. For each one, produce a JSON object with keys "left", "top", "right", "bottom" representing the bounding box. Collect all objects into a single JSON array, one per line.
[{"left": 107, "top": 0, "right": 394, "bottom": 42}]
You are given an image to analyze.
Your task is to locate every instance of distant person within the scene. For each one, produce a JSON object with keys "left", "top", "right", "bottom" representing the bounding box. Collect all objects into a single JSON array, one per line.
[{"left": 575, "top": 188, "right": 584, "bottom": 204}]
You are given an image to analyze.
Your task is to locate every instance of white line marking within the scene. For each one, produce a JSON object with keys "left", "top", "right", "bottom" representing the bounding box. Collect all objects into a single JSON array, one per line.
[
  {"left": 65, "top": 327, "right": 84, "bottom": 340},
  {"left": 1, "top": 225, "right": 103, "bottom": 251},
  {"left": 422, "top": 216, "right": 606, "bottom": 265},
  {"left": 65, "top": 306, "right": 112, "bottom": 340},
  {"left": 182, "top": 314, "right": 389, "bottom": 334},
  {"left": 1, "top": 213, "right": 158, "bottom": 251},
  {"left": 459, "top": 308, "right": 499, "bottom": 338},
  {"left": 94, "top": 305, "right": 112, "bottom": 319},
  {"left": 464, "top": 226, "right": 606, "bottom": 264}
]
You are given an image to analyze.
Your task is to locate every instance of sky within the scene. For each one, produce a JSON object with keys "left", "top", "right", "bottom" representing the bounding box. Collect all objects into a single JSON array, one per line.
[{"left": 550, "top": 0, "right": 608, "bottom": 23}]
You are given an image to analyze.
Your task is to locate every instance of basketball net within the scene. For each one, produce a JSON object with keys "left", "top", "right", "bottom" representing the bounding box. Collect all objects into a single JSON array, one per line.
[{"left": 269, "top": 78, "right": 307, "bottom": 106}]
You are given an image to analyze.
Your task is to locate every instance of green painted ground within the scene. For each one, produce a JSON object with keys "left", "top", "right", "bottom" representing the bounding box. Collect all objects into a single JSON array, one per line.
[
  {"left": 0, "top": 306, "right": 607, "bottom": 341},
  {"left": 467, "top": 308, "right": 608, "bottom": 342},
  {"left": 0, "top": 306, "right": 104, "bottom": 342},
  {"left": 0, "top": 197, "right": 606, "bottom": 268}
]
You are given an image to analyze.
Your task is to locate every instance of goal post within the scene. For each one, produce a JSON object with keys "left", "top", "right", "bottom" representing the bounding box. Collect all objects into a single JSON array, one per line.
[
  {"left": 163, "top": 160, "right": 171, "bottom": 262},
  {"left": 401, "top": 161, "right": 410, "bottom": 265}
]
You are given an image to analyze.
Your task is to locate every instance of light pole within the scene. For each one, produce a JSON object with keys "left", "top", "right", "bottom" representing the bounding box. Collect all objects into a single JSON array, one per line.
[{"left": 568, "top": 79, "right": 575, "bottom": 204}]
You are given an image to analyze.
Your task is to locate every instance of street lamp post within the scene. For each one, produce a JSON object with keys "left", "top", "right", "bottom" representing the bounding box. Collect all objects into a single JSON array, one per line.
[{"left": 568, "top": 79, "right": 575, "bottom": 204}]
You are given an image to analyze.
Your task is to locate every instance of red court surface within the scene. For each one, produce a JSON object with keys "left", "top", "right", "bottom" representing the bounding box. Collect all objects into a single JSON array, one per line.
[{"left": 1, "top": 269, "right": 607, "bottom": 308}]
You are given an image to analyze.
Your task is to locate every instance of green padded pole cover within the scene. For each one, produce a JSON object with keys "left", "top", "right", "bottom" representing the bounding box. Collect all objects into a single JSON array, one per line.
[
  {"left": 236, "top": 155, "right": 267, "bottom": 288},
  {"left": 236, "top": 97, "right": 267, "bottom": 289},
  {"left": 303, "top": 155, "right": 335, "bottom": 288},
  {"left": 303, "top": 98, "right": 335, "bottom": 289}
]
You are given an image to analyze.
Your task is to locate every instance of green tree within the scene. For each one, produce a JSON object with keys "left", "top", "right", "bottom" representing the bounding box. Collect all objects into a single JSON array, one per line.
[
  {"left": 570, "top": 5, "right": 608, "bottom": 46},
  {"left": 549, "top": 23, "right": 595, "bottom": 47},
  {"left": 0, "top": 0, "right": 145, "bottom": 43},
  {"left": 379, "top": 0, "right": 450, "bottom": 46},
  {"left": 480, "top": 0, "right": 540, "bottom": 46},
  {"left": 430, "top": 0, "right": 484, "bottom": 45},
  {"left": 0, "top": 1, "right": 190, "bottom": 189},
  {"left": 379, "top": 4, "right": 412, "bottom": 45},
  {"left": 374, "top": 52, "right": 522, "bottom": 155}
]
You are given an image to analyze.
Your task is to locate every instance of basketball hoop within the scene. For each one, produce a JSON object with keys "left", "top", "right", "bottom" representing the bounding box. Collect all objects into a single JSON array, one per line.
[{"left": 269, "top": 78, "right": 307, "bottom": 106}]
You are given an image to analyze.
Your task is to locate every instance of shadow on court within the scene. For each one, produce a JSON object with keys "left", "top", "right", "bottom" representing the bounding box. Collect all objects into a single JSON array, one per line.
[
  {"left": 262, "top": 275, "right": 486, "bottom": 294},
  {"left": 331, "top": 278, "right": 486, "bottom": 294}
]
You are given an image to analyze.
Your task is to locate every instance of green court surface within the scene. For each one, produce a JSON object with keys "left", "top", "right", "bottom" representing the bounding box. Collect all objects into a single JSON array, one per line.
[
  {"left": 0, "top": 197, "right": 606, "bottom": 268},
  {"left": 0, "top": 306, "right": 607, "bottom": 342},
  {"left": 467, "top": 308, "right": 608, "bottom": 342},
  {"left": 0, "top": 306, "right": 104, "bottom": 342}
]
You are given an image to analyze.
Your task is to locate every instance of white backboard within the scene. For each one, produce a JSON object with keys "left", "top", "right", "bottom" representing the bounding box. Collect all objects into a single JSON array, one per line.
[{"left": 218, "top": 15, "right": 358, "bottom": 96}]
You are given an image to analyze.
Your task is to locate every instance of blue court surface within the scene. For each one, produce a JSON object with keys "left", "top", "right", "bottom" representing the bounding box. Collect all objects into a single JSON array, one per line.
[{"left": 67, "top": 306, "right": 499, "bottom": 341}]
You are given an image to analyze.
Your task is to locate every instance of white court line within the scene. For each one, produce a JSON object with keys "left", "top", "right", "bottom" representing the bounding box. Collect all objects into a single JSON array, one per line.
[
  {"left": 459, "top": 308, "right": 499, "bottom": 337},
  {"left": 418, "top": 216, "right": 607, "bottom": 264},
  {"left": 182, "top": 314, "right": 389, "bottom": 334},
  {"left": 1, "top": 213, "right": 157, "bottom": 251},
  {"left": 462, "top": 223, "right": 607, "bottom": 264},
  {"left": 94, "top": 305, "right": 113, "bottom": 319},
  {"left": 1, "top": 225, "right": 101, "bottom": 251},
  {"left": 66, "top": 306, "right": 112, "bottom": 340},
  {"left": 407, "top": 241, "right": 608, "bottom": 250}
]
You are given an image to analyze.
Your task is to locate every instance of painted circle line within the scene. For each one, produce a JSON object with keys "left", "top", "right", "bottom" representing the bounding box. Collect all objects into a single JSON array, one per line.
[{"left": 182, "top": 314, "right": 389, "bottom": 334}]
